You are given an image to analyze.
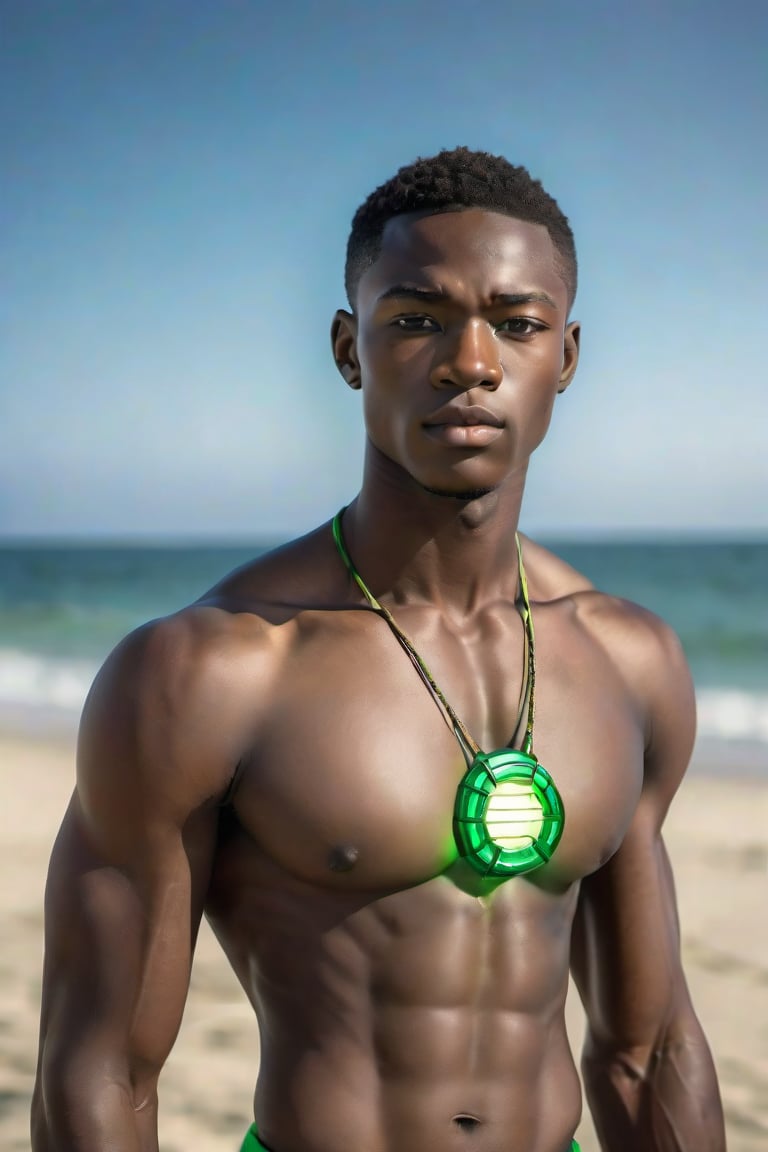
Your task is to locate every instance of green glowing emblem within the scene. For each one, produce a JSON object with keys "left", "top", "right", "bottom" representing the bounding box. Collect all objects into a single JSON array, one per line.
[{"left": 453, "top": 748, "right": 564, "bottom": 877}]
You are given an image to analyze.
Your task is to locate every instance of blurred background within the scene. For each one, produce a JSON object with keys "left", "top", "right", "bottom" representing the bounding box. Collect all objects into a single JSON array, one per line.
[
  {"left": 1, "top": 3, "right": 766, "bottom": 1150},
  {"left": 1, "top": 0, "right": 766, "bottom": 751}
]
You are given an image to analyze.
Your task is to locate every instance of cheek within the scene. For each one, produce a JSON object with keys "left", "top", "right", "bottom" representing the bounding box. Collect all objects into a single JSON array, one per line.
[
  {"left": 359, "top": 383, "right": 405, "bottom": 455},
  {"left": 357, "top": 339, "right": 432, "bottom": 438},
  {"left": 360, "top": 331, "right": 430, "bottom": 383},
  {"left": 500, "top": 354, "right": 561, "bottom": 455},
  {"left": 519, "top": 387, "right": 558, "bottom": 456},
  {"left": 505, "top": 345, "right": 562, "bottom": 405}
]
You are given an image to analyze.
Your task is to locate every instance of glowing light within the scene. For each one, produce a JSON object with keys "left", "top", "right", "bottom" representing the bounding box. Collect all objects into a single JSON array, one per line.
[
  {"left": 453, "top": 748, "right": 564, "bottom": 877},
  {"left": 484, "top": 780, "right": 545, "bottom": 848}
]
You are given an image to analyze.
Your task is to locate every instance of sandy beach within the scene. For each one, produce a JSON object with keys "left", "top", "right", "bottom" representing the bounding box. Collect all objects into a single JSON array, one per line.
[{"left": 1, "top": 731, "right": 766, "bottom": 1152}]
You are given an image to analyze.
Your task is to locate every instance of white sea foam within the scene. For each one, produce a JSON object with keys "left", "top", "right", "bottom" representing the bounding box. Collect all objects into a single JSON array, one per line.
[
  {"left": 0, "top": 648, "right": 97, "bottom": 715},
  {"left": 695, "top": 688, "right": 768, "bottom": 745}
]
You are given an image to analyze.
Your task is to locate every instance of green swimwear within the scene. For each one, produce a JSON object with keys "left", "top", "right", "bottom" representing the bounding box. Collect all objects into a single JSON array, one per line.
[
  {"left": 238, "top": 1126, "right": 264, "bottom": 1151},
  {"left": 239, "top": 1124, "right": 580, "bottom": 1151}
]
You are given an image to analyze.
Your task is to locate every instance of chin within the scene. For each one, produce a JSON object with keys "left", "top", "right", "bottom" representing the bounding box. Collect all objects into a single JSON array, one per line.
[{"left": 418, "top": 482, "right": 498, "bottom": 502}]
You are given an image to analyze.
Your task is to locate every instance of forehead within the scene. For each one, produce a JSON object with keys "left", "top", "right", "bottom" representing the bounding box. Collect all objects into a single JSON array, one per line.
[{"left": 358, "top": 208, "right": 568, "bottom": 310}]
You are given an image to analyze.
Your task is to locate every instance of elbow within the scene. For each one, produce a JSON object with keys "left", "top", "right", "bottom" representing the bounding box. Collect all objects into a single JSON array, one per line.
[
  {"left": 581, "top": 991, "right": 701, "bottom": 1088},
  {"left": 32, "top": 1045, "right": 98, "bottom": 1150},
  {"left": 32, "top": 1036, "right": 145, "bottom": 1150},
  {"left": 32, "top": 1039, "right": 79, "bottom": 1150},
  {"left": 31, "top": 1055, "right": 85, "bottom": 1151},
  {"left": 582, "top": 1022, "right": 725, "bottom": 1148},
  {"left": 582, "top": 1027, "right": 686, "bottom": 1082},
  {"left": 31, "top": 1073, "right": 50, "bottom": 1152},
  {"left": 581, "top": 1016, "right": 721, "bottom": 1104},
  {"left": 581, "top": 1028, "right": 656, "bottom": 1095}
]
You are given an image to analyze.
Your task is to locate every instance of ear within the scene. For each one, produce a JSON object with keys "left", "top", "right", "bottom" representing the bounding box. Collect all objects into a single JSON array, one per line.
[
  {"left": 331, "top": 309, "right": 361, "bottom": 390},
  {"left": 557, "top": 321, "right": 580, "bottom": 395}
]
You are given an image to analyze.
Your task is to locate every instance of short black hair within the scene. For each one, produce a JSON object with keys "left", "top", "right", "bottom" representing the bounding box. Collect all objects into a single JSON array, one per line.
[{"left": 345, "top": 146, "right": 577, "bottom": 307}]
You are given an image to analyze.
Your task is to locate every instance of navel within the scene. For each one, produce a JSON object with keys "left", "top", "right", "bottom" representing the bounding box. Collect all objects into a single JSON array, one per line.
[
  {"left": 452, "top": 1113, "right": 482, "bottom": 1132},
  {"left": 327, "top": 844, "right": 360, "bottom": 872}
]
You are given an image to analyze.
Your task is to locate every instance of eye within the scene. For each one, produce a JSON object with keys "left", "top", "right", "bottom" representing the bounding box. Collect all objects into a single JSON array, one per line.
[
  {"left": 392, "top": 314, "right": 441, "bottom": 333},
  {"left": 495, "top": 318, "right": 547, "bottom": 337}
]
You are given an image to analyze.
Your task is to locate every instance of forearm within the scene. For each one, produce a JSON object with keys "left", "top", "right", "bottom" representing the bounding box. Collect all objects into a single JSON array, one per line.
[
  {"left": 34, "top": 786, "right": 205, "bottom": 1152},
  {"left": 32, "top": 1044, "right": 159, "bottom": 1152},
  {"left": 582, "top": 1021, "right": 726, "bottom": 1152}
]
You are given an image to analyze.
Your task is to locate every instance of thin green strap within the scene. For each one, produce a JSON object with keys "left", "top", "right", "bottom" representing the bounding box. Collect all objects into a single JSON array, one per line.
[
  {"left": 331, "top": 508, "right": 536, "bottom": 758},
  {"left": 515, "top": 530, "right": 536, "bottom": 757}
]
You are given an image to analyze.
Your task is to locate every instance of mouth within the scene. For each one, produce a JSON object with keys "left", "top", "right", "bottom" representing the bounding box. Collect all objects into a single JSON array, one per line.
[
  {"left": 422, "top": 404, "right": 505, "bottom": 448},
  {"left": 423, "top": 404, "right": 504, "bottom": 430}
]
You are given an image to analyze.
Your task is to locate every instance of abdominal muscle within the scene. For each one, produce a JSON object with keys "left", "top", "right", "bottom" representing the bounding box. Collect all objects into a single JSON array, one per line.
[{"left": 209, "top": 861, "right": 583, "bottom": 1152}]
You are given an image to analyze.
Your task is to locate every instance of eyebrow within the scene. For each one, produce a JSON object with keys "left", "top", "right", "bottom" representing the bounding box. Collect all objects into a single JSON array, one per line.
[
  {"left": 494, "top": 291, "right": 558, "bottom": 310},
  {"left": 376, "top": 285, "right": 558, "bottom": 310},
  {"left": 376, "top": 285, "right": 448, "bottom": 304}
]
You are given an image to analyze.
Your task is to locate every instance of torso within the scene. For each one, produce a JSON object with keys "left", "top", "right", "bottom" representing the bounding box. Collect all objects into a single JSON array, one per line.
[{"left": 194, "top": 525, "right": 647, "bottom": 1152}]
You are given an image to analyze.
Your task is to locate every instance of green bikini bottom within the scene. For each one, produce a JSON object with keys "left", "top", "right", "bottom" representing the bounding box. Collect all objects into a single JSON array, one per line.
[{"left": 239, "top": 1123, "right": 580, "bottom": 1151}]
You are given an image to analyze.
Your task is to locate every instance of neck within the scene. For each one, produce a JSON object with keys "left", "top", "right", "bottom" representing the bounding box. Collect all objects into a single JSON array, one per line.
[{"left": 341, "top": 443, "right": 529, "bottom": 617}]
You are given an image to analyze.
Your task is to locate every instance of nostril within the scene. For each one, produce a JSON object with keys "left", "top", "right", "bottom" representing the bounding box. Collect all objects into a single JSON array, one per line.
[{"left": 436, "top": 376, "right": 500, "bottom": 392}]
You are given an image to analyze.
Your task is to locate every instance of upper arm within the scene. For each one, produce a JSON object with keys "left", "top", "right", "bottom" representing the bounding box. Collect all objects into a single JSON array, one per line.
[
  {"left": 35, "top": 614, "right": 244, "bottom": 1142},
  {"left": 571, "top": 610, "right": 699, "bottom": 1064}
]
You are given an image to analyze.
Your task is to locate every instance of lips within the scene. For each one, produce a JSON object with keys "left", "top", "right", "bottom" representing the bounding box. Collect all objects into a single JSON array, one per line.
[
  {"left": 423, "top": 404, "right": 504, "bottom": 429},
  {"left": 422, "top": 405, "right": 505, "bottom": 448}
]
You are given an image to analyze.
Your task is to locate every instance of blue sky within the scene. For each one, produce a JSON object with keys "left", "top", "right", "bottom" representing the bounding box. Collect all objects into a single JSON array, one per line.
[{"left": 2, "top": 0, "right": 766, "bottom": 539}]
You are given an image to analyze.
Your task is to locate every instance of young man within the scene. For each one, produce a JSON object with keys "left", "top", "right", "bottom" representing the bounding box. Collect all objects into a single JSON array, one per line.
[{"left": 33, "top": 148, "right": 725, "bottom": 1152}]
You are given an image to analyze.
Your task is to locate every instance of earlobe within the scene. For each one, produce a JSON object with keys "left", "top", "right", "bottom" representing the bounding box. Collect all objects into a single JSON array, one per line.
[
  {"left": 331, "top": 309, "right": 362, "bottom": 390},
  {"left": 558, "top": 321, "right": 580, "bottom": 395}
]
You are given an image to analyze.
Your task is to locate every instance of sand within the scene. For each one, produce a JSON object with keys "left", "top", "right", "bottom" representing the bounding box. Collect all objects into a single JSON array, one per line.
[{"left": 1, "top": 731, "right": 766, "bottom": 1152}]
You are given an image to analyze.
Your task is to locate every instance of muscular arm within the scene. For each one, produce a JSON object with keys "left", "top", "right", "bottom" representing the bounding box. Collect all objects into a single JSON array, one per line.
[
  {"left": 31, "top": 614, "right": 244, "bottom": 1151},
  {"left": 571, "top": 613, "right": 725, "bottom": 1152}
]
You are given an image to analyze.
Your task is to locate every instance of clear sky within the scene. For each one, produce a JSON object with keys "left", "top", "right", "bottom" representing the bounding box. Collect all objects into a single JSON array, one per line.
[{"left": 2, "top": 0, "right": 766, "bottom": 539}]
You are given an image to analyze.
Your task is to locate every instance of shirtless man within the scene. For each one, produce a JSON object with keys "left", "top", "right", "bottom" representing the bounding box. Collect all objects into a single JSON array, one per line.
[{"left": 32, "top": 148, "right": 726, "bottom": 1152}]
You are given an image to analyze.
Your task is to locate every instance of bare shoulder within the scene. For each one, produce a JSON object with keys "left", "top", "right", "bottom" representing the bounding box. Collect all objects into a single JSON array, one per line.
[
  {"left": 198, "top": 518, "right": 344, "bottom": 619},
  {"left": 77, "top": 522, "right": 341, "bottom": 836},
  {"left": 523, "top": 533, "right": 689, "bottom": 683},
  {"left": 76, "top": 608, "right": 257, "bottom": 843},
  {"left": 523, "top": 534, "right": 695, "bottom": 803}
]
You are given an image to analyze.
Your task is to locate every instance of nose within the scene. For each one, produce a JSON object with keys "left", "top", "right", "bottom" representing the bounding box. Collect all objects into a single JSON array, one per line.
[{"left": 430, "top": 318, "right": 503, "bottom": 391}]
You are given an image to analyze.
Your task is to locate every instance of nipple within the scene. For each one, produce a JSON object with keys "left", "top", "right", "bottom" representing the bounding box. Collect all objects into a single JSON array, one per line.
[{"left": 327, "top": 844, "right": 359, "bottom": 872}]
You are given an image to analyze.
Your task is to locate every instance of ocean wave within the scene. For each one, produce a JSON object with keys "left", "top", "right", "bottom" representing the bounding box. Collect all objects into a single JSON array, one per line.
[
  {"left": 0, "top": 648, "right": 98, "bottom": 714},
  {"left": 695, "top": 689, "right": 768, "bottom": 744},
  {"left": 0, "top": 648, "right": 767, "bottom": 745}
]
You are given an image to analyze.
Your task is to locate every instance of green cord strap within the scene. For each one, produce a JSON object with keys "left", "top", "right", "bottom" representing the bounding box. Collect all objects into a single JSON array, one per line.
[
  {"left": 331, "top": 508, "right": 536, "bottom": 760},
  {"left": 515, "top": 531, "right": 536, "bottom": 757}
]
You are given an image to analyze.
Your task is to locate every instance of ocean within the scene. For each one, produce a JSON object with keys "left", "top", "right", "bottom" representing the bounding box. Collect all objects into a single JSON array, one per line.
[{"left": 1, "top": 537, "right": 766, "bottom": 765}]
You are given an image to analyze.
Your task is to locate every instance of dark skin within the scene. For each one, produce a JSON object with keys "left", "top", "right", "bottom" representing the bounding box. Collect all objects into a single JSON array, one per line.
[{"left": 33, "top": 208, "right": 725, "bottom": 1152}]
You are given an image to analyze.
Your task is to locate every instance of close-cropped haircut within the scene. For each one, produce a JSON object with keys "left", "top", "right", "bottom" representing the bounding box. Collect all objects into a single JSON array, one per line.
[{"left": 345, "top": 147, "right": 577, "bottom": 308}]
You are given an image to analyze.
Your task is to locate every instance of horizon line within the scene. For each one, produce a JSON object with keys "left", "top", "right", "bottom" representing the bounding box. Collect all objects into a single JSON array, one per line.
[{"left": 1, "top": 527, "right": 767, "bottom": 548}]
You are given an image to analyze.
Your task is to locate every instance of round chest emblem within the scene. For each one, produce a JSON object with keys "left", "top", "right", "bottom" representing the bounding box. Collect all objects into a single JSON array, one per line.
[{"left": 453, "top": 748, "right": 564, "bottom": 877}]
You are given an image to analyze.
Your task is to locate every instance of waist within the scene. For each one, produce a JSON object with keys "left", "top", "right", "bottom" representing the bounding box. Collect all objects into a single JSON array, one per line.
[{"left": 241, "top": 1124, "right": 581, "bottom": 1152}]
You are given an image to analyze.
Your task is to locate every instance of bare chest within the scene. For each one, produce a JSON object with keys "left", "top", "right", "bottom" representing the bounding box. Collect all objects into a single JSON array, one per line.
[{"left": 230, "top": 605, "right": 645, "bottom": 892}]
